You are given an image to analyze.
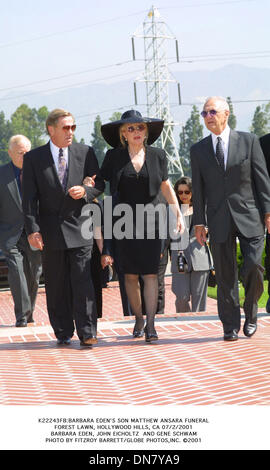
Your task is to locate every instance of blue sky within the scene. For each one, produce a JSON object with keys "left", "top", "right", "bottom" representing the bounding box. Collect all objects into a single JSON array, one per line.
[
  {"left": 0, "top": 0, "right": 269, "bottom": 86},
  {"left": 0, "top": 0, "right": 269, "bottom": 138}
]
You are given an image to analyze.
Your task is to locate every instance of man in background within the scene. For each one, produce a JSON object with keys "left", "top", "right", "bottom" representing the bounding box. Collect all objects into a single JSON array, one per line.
[
  {"left": 0, "top": 135, "right": 42, "bottom": 327},
  {"left": 259, "top": 132, "right": 270, "bottom": 312}
]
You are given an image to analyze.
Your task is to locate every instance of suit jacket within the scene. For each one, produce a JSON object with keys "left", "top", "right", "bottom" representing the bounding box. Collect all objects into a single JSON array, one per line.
[
  {"left": 260, "top": 133, "right": 270, "bottom": 176},
  {"left": 101, "top": 145, "right": 168, "bottom": 197},
  {"left": 0, "top": 162, "right": 24, "bottom": 252},
  {"left": 190, "top": 129, "right": 270, "bottom": 243},
  {"left": 22, "top": 141, "right": 105, "bottom": 250}
]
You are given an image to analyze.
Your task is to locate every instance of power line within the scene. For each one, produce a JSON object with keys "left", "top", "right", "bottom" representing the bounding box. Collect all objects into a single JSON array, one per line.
[
  {"left": 0, "top": 10, "right": 148, "bottom": 49},
  {"left": 0, "top": 60, "right": 137, "bottom": 93},
  {"left": 0, "top": 68, "right": 144, "bottom": 102},
  {"left": 0, "top": 1, "right": 258, "bottom": 50},
  {"left": 159, "top": 0, "right": 258, "bottom": 8},
  {"left": 0, "top": 49, "right": 268, "bottom": 94},
  {"left": 74, "top": 98, "right": 270, "bottom": 125}
]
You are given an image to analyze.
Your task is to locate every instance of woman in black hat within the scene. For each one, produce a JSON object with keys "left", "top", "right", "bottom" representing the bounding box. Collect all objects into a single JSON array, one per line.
[{"left": 100, "top": 110, "right": 181, "bottom": 342}]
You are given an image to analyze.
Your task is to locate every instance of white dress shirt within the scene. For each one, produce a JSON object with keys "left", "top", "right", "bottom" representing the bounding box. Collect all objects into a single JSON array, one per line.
[
  {"left": 211, "top": 125, "right": 230, "bottom": 170},
  {"left": 49, "top": 140, "right": 69, "bottom": 171},
  {"left": 196, "top": 125, "right": 231, "bottom": 228}
]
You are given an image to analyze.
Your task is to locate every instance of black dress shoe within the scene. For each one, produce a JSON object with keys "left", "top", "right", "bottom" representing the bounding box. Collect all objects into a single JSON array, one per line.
[
  {"left": 266, "top": 297, "right": 270, "bottom": 313},
  {"left": 144, "top": 326, "right": 158, "bottom": 343},
  {"left": 16, "top": 319, "right": 27, "bottom": 327},
  {"left": 224, "top": 330, "right": 238, "bottom": 341},
  {"left": 57, "top": 338, "right": 71, "bottom": 345},
  {"left": 243, "top": 321, "right": 257, "bottom": 337}
]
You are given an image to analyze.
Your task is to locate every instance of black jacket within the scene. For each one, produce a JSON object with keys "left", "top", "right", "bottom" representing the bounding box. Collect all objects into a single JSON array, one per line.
[
  {"left": 101, "top": 145, "right": 168, "bottom": 197},
  {"left": 190, "top": 130, "right": 270, "bottom": 243},
  {"left": 22, "top": 141, "right": 104, "bottom": 250}
]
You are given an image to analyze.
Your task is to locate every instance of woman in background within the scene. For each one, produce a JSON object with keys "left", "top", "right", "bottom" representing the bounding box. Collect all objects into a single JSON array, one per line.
[{"left": 171, "top": 176, "right": 211, "bottom": 312}]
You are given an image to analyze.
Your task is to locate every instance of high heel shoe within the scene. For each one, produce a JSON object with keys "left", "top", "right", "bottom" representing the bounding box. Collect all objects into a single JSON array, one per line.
[
  {"left": 133, "top": 319, "right": 145, "bottom": 338},
  {"left": 144, "top": 326, "right": 158, "bottom": 343}
]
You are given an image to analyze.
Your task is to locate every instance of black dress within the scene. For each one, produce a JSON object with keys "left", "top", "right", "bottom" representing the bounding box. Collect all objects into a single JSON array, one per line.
[{"left": 116, "top": 160, "right": 162, "bottom": 275}]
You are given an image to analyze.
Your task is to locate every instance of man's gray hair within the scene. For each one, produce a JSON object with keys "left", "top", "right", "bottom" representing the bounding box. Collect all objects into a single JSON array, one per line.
[
  {"left": 204, "top": 96, "right": 230, "bottom": 111},
  {"left": 8, "top": 135, "right": 31, "bottom": 149}
]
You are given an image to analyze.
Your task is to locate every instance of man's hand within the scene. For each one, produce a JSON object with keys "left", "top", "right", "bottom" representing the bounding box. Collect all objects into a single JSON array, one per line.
[
  {"left": 265, "top": 213, "right": 270, "bottom": 234},
  {"left": 195, "top": 226, "right": 207, "bottom": 246},
  {"left": 28, "top": 232, "right": 44, "bottom": 250},
  {"left": 101, "top": 254, "right": 114, "bottom": 269},
  {"left": 68, "top": 185, "right": 86, "bottom": 199}
]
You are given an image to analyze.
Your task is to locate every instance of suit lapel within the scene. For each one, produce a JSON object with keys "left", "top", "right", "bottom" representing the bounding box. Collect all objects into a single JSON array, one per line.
[
  {"left": 6, "top": 163, "right": 21, "bottom": 211},
  {"left": 226, "top": 129, "right": 239, "bottom": 172},
  {"left": 66, "top": 144, "right": 82, "bottom": 189},
  {"left": 115, "top": 148, "right": 130, "bottom": 185},
  {"left": 144, "top": 145, "right": 155, "bottom": 174}
]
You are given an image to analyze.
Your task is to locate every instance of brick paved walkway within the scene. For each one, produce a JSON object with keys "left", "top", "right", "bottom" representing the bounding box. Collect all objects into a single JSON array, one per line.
[{"left": 0, "top": 276, "right": 270, "bottom": 406}]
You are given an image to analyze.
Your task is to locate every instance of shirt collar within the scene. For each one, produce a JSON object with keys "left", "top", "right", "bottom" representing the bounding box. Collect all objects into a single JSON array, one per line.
[
  {"left": 49, "top": 140, "right": 68, "bottom": 157},
  {"left": 211, "top": 125, "right": 230, "bottom": 145},
  {"left": 11, "top": 161, "right": 21, "bottom": 177}
]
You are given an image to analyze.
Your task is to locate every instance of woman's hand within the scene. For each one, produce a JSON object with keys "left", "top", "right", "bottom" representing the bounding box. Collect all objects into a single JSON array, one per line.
[{"left": 83, "top": 175, "right": 96, "bottom": 187}]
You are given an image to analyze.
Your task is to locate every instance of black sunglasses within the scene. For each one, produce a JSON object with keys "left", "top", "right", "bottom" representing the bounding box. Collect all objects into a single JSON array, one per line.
[
  {"left": 127, "top": 125, "right": 146, "bottom": 133},
  {"left": 178, "top": 190, "right": 191, "bottom": 195},
  {"left": 200, "top": 109, "right": 218, "bottom": 118}
]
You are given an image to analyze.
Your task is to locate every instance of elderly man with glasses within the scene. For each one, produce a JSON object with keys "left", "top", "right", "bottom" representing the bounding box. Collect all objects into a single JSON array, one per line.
[{"left": 190, "top": 96, "right": 270, "bottom": 341}]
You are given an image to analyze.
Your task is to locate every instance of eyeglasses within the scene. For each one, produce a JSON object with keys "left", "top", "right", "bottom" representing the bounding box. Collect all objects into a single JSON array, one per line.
[
  {"left": 127, "top": 125, "right": 146, "bottom": 133},
  {"left": 178, "top": 190, "right": 191, "bottom": 195},
  {"left": 200, "top": 109, "right": 219, "bottom": 118},
  {"left": 62, "top": 124, "right": 76, "bottom": 132}
]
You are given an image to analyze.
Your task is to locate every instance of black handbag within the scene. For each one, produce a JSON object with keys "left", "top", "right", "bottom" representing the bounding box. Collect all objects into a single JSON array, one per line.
[
  {"left": 177, "top": 250, "right": 189, "bottom": 273},
  {"left": 205, "top": 242, "right": 217, "bottom": 287}
]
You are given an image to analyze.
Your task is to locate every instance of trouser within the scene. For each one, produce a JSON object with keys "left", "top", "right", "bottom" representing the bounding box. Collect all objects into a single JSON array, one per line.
[
  {"left": 211, "top": 219, "right": 264, "bottom": 334},
  {"left": 172, "top": 270, "right": 209, "bottom": 313},
  {"left": 3, "top": 232, "right": 42, "bottom": 323},
  {"left": 41, "top": 244, "right": 97, "bottom": 341},
  {"left": 265, "top": 232, "right": 270, "bottom": 295}
]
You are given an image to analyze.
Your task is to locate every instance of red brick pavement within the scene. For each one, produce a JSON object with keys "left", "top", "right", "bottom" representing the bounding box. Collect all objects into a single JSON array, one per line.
[{"left": 0, "top": 276, "right": 270, "bottom": 406}]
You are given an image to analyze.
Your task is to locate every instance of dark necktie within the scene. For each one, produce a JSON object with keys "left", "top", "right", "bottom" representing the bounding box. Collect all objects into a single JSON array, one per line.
[
  {"left": 58, "top": 148, "right": 67, "bottom": 187},
  {"left": 215, "top": 136, "right": 225, "bottom": 171}
]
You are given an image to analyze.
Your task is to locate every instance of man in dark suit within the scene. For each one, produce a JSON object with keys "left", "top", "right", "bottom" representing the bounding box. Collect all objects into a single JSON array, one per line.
[
  {"left": 22, "top": 109, "right": 104, "bottom": 347},
  {"left": 0, "top": 135, "right": 42, "bottom": 327},
  {"left": 259, "top": 132, "right": 270, "bottom": 312},
  {"left": 191, "top": 96, "right": 270, "bottom": 341}
]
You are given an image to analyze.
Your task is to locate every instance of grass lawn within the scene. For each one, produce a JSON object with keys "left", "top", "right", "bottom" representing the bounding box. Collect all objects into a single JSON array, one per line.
[{"left": 207, "top": 281, "right": 268, "bottom": 308}]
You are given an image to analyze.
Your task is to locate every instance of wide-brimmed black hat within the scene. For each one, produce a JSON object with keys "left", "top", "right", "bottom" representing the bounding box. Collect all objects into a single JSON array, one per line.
[{"left": 101, "top": 109, "right": 164, "bottom": 148}]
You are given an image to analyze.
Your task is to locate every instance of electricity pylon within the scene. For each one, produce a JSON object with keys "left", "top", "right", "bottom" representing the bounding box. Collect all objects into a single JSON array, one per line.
[{"left": 132, "top": 5, "right": 183, "bottom": 177}]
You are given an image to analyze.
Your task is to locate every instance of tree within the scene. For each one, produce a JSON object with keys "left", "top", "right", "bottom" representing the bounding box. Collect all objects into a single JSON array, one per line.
[
  {"left": 90, "top": 115, "right": 108, "bottom": 167},
  {"left": 179, "top": 105, "right": 203, "bottom": 176},
  {"left": 0, "top": 111, "right": 13, "bottom": 164},
  {"left": 227, "top": 96, "right": 237, "bottom": 130},
  {"left": 109, "top": 111, "right": 122, "bottom": 123},
  {"left": 10, "top": 104, "right": 49, "bottom": 148},
  {"left": 250, "top": 103, "right": 270, "bottom": 137}
]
